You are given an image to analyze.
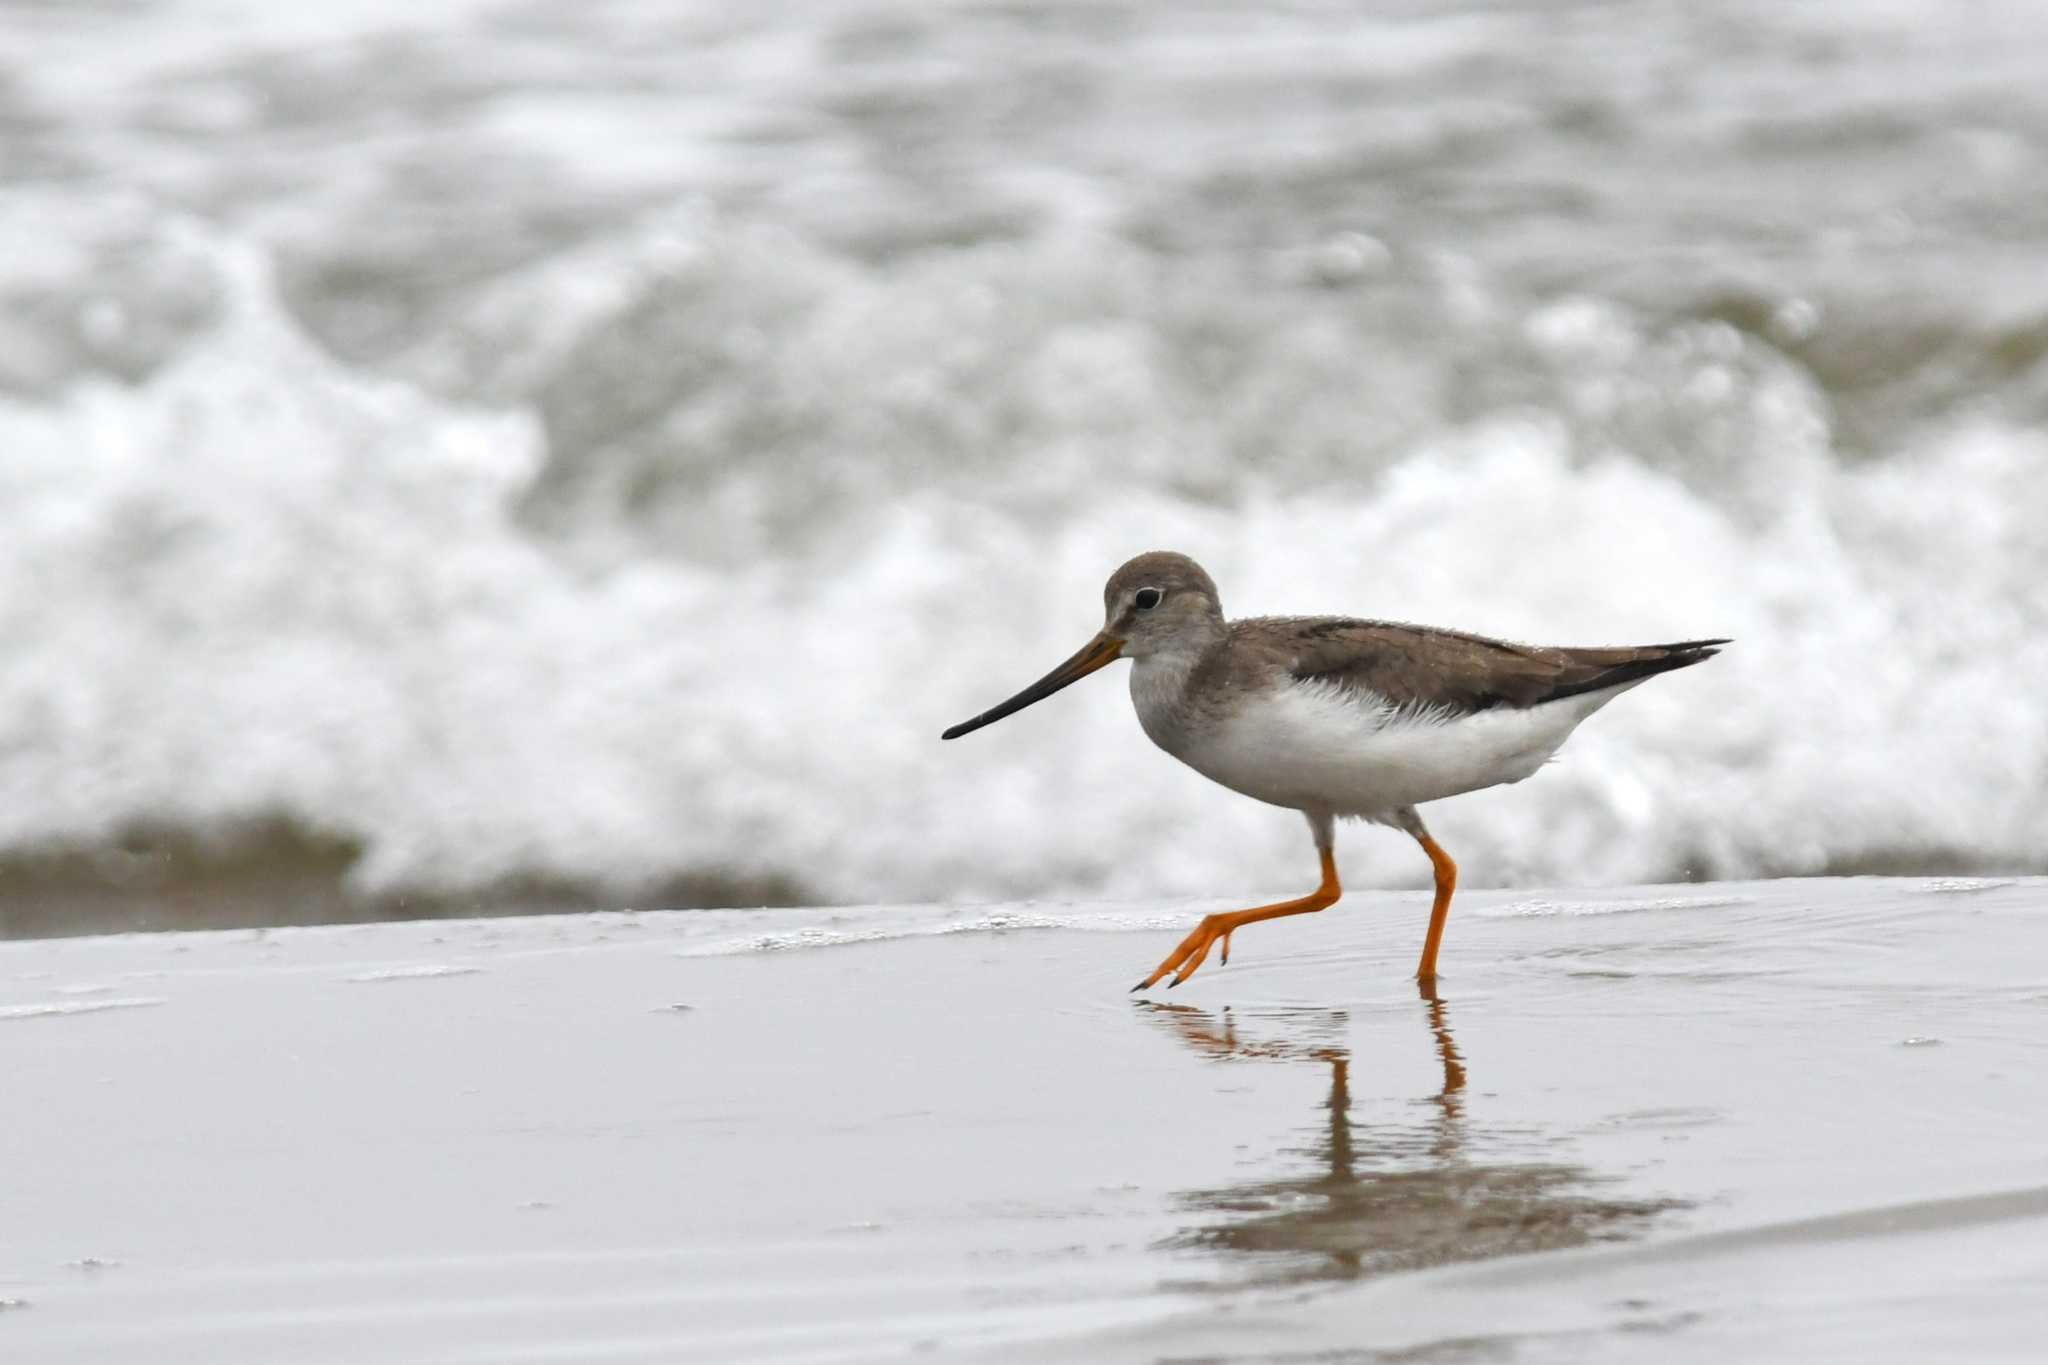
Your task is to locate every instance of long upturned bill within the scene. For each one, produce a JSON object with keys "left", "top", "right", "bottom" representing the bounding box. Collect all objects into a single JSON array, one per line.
[{"left": 941, "top": 632, "right": 1124, "bottom": 740}]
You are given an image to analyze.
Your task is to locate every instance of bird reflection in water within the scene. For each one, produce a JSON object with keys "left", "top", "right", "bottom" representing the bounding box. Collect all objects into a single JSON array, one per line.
[{"left": 1136, "top": 985, "right": 1680, "bottom": 1286}]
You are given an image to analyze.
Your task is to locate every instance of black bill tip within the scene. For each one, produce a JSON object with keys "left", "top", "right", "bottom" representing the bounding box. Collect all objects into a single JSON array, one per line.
[{"left": 939, "top": 632, "right": 1124, "bottom": 743}]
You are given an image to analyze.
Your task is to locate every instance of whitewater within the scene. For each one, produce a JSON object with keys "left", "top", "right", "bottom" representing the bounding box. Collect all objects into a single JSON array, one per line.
[{"left": 4, "top": 0, "right": 2048, "bottom": 924}]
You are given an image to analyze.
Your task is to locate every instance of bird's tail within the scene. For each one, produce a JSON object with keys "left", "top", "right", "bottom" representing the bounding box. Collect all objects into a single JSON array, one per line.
[{"left": 1543, "top": 638, "right": 1730, "bottom": 703}]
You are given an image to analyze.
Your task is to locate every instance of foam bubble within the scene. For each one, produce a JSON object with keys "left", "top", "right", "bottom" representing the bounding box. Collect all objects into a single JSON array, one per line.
[
  {"left": 345, "top": 965, "right": 484, "bottom": 983},
  {"left": 0, "top": 998, "right": 167, "bottom": 1021}
]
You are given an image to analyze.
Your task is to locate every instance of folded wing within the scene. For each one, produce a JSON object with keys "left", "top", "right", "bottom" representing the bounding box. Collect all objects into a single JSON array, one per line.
[{"left": 1264, "top": 618, "right": 1728, "bottom": 716}]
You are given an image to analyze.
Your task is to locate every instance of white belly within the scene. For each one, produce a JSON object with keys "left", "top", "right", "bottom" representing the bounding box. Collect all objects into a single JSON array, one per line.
[{"left": 1160, "top": 678, "right": 1630, "bottom": 819}]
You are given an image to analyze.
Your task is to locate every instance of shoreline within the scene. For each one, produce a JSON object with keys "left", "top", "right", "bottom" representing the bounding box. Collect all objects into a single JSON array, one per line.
[{"left": 4, "top": 876, "right": 2042, "bottom": 1362}]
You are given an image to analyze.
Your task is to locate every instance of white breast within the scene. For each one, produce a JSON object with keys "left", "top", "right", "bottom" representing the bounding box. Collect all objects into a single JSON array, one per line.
[{"left": 1148, "top": 674, "right": 1636, "bottom": 820}]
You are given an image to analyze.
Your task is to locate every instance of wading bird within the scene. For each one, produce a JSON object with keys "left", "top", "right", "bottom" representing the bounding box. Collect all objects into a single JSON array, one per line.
[{"left": 942, "top": 552, "right": 1724, "bottom": 989}]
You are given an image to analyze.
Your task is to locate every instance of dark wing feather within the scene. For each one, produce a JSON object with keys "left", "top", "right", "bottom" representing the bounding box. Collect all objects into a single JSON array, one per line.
[{"left": 1255, "top": 617, "right": 1727, "bottom": 715}]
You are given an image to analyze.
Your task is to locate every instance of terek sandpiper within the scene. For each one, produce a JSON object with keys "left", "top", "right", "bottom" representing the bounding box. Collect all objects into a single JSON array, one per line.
[{"left": 942, "top": 551, "right": 1726, "bottom": 989}]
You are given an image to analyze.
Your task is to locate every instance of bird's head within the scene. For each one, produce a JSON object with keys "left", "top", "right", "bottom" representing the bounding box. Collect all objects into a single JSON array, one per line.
[
  {"left": 1099, "top": 551, "right": 1224, "bottom": 662},
  {"left": 941, "top": 551, "right": 1224, "bottom": 740}
]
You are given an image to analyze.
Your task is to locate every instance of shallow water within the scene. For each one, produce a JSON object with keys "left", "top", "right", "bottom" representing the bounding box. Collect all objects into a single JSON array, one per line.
[
  {"left": 6, "top": 2, "right": 2048, "bottom": 924},
  {"left": 3, "top": 876, "right": 2042, "bottom": 1360}
]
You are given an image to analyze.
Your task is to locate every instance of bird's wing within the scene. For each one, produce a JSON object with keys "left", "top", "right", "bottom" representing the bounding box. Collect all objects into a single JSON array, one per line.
[{"left": 1249, "top": 617, "right": 1727, "bottom": 715}]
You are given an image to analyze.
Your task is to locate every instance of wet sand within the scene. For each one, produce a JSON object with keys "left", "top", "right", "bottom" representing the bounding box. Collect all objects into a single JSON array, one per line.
[{"left": 2, "top": 877, "right": 2043, "bottom": 1361}]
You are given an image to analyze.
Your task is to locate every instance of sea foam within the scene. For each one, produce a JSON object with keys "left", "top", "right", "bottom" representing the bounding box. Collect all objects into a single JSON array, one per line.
[{"left": 4, "top": 225, "right": 2045, "bottom": 912}]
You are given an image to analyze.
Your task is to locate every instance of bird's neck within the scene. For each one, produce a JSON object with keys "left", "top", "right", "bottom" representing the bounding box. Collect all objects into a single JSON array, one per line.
[{"left": 1127, "top": 636, "right": 1220, "bottom": 751}]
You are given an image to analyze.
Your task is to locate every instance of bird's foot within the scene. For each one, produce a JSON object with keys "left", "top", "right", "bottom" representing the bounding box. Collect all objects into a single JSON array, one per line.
[
  {"left": 1132, "top": 915, "right": 1230, "bottom": 991},
  {"left": 1128, "top": 875, "right": 1340, "bottom": 992}
]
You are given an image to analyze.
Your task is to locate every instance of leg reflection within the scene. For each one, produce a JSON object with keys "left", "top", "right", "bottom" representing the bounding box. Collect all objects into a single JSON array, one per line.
[
  {"left": 1136, "top": 989, "right": 1678, "bottom": 1287},
  {"left": 1420, "top": 977, "right": 1465, "bottom": 1158}
]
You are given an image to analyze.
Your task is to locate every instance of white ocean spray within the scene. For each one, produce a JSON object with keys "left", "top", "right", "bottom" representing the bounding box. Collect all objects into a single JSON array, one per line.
[{"left": 3, "top": 1, "right": 2047, "bottom": 917}]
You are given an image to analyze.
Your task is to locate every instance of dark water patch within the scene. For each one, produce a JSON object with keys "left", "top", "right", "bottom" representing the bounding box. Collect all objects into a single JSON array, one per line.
[
  {"left": 1138, "top": 995, "right": 1685, "bottom": 1292},
  {"left": 1812, "top": 846, "right": 2041, "bottom": 879},
  {"left": 1671, "top": 840, "right": 2042, "bottom": 884},
  {"left": 0, "top": 819, "right": 360, "bottom": 939},
  {"left": 1689, "top": 289, "right": 2048, "bottom": 455},
  {"left": 0, "top": 819, "right": 816, "bottom": 940},
  {"left": 1169, "top": 1155, "right": 1679, "bottom": 1287}
]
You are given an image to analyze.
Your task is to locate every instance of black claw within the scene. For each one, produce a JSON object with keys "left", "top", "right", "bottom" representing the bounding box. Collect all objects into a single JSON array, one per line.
[{"left": 1130, "top": 980, "right": 1149, "bottom": 993}]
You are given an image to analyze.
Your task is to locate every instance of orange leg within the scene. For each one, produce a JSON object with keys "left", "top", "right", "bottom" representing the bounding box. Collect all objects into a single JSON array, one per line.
[
  {"left": 1132, "top": 847, "right": 1341, "bottom": 991},
  {"left": 1412, "top": 831, "right": 1458, "bottom": 982}
]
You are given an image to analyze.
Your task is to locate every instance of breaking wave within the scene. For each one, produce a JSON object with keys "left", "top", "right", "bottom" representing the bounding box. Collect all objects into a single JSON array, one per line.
[{"left": 5, "top": 1, "right": 2047, "bottom": 926}]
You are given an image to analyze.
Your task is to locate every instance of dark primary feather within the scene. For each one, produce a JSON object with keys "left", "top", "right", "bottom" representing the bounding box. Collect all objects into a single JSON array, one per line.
[{"left": 1244, "top": 617, "right": 1727, "bottom": 716}]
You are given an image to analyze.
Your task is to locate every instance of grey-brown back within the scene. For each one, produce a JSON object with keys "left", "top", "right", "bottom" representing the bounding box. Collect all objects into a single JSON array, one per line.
[{"left": 1211, "top": 617, "right": 1728, "bottom": 717}]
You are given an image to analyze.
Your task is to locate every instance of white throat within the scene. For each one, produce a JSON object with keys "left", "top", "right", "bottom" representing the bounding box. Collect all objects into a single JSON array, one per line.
[{"left": 1126, "top": 645, "right": 1204, "bottom": 748}]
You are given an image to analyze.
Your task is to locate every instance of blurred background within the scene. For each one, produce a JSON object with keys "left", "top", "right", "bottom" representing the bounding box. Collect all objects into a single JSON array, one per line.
[{"left": 3, "top": 0, "right": 2045, "bottom": 936}]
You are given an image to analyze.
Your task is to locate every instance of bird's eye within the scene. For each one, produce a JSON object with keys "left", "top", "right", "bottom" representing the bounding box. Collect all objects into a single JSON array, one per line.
[{"left": 1133, "top": 587, "right": 1162, "bottom": 610}]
